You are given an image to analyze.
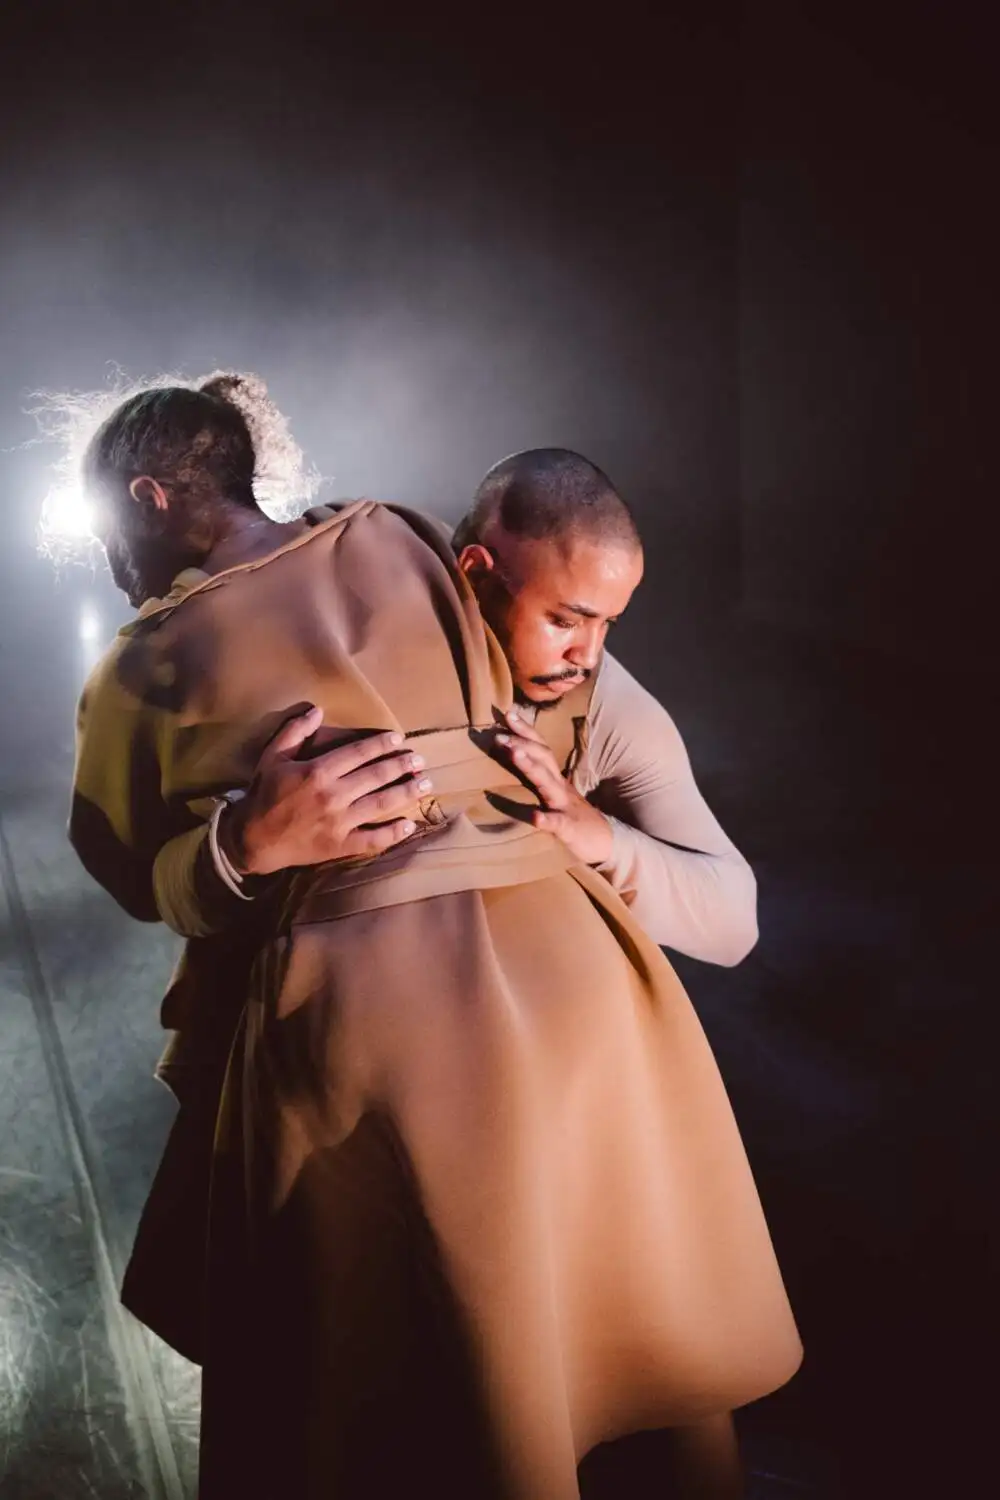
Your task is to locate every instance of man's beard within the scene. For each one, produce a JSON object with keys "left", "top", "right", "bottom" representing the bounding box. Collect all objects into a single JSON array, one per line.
[
  {"left": 515, "top": 669, "right": 590, "bottom": 712},
  {"left": 106, "top": 528, "right": 181, "bottom": 609},
  {"left": 514, "top": 686, "right": 560, "bottom": 713},
  {"left": 106, "top": 536, "right": 147, "bottom": 608}
]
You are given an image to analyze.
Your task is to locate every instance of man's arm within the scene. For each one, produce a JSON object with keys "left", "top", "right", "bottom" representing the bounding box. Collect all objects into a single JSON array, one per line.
[
  {"left": 70, "top": 650, "right": 430, "bottom": 940},
  {"left": 149, "top": 715, "right": 431, "bottom": 939},
  {"left": 151, "top": 822, "right": 259, "bottom": 937},
  {"left": 68, "top": 645, "right": 174, "bottom": 925},
  {"left": 68, "top": 642, "right": 265, "bottom": 937},
  {"left": 583, "top": 654, "right": 758, "bottom": 966}
]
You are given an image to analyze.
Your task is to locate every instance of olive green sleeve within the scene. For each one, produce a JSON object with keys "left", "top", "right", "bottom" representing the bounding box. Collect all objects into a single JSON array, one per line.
[
  {"left": 151, "top": 822, "right": 258, "bottom": 939},
  {"left": 69, "top": 640, "right": 256, "bottom": 937}
]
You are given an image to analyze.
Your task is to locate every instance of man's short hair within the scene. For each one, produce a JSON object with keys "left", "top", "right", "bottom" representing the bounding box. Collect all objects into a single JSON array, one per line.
[{"left": 454, "top": 448, "right": 640, "bottom": 553}]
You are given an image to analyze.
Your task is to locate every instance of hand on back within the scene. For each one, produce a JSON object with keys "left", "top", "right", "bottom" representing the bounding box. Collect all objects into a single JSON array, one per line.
[
  {"left": 492, "top": 708, "right": 613, "bottom": 867},
  {"left": 220, "top": 707, "right": 433, "bottom": 876}
]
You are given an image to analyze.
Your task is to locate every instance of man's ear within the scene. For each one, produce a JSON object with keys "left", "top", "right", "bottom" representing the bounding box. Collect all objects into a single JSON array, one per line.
[
  {"left": 128, "top": 476, "right": 170, "bottom": 512},
  {"left": 456, "top": 543, "right": 495, "bottom": 579}
]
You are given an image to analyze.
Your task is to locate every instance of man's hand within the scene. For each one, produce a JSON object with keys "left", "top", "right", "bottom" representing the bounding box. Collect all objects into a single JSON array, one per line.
[
  {"left": 493, "top": 707, "right": 613, "bottom": 866},
  {"left": 220, "top": 706, "right": 433, "bottom": 876}
]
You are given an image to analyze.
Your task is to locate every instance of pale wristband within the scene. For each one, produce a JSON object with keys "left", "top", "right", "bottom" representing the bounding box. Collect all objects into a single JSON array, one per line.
[{"left": 208, "top": 797, "right": 255, "bottom": 901}]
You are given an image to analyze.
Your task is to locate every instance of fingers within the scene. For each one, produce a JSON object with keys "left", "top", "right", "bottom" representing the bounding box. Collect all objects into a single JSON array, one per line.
[
  {"left": 349, "top": 772, "right": 432, "bottom": 827},
  {"left": 494, "top": 735, "right": 568, "bottom": 808},
  {"left": 346, "top": 817, "right": 418, "bottom": 857},
  {"left": 337, "top": 749, "right": 431, "bottom": 807},
  {"left": 315, "top": 729, "right": 408, "bottom": 777},
  {"left": 501, "top": 707, "right": 546, "bottom": 744},
  {"left": 533, "top": 808, "right": 570, "bottom": 841},
  {"left": 495, "top": 719, "right": 559, "bottom": 771},
  {"left": 258, "top": 705, "right": 324, "bottom": 766}
]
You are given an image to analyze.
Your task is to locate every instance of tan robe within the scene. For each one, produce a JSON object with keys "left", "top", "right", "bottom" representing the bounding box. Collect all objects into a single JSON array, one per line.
[{"left": 71, "top": 501, "right": 802, "bottom": 1499}]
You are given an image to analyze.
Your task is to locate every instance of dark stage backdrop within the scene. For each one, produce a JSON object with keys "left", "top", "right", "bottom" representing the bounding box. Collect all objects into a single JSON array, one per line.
[
  {"left": 0, "top": 5, "right": 993, "bottom": 1499},
  {"left": 0, "top": 3, "right": 742, "bottom": 784},
  {"left": 1, "top": 3, "right": 992, "bottom": 717},
  {"left": 740, "top": 3, "right": 995, "bottom": 672}
]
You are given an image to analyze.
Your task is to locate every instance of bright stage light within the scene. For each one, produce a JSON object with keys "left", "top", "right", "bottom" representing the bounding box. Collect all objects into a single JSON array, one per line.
[
  {"left": 78, "top": 604, "right": 101, "bottom": 644},
  {"left": 40, "top": 484, "right": 96, "bottom": 541}
]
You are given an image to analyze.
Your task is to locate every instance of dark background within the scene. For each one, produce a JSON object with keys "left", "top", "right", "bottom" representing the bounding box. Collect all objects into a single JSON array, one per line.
[{"left": 0, "top": 3, "right": 994, "bottom": 1498}]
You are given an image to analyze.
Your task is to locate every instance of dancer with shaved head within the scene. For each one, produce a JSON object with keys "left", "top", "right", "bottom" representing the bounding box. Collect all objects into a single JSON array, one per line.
[{"left": 65, "top": 374, "right": 801, "bottom": 1499}]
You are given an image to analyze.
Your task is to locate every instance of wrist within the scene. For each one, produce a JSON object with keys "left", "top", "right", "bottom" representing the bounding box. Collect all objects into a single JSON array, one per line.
[
  {"left": 218, "top": 799, "right": 258, "bottom": 877},
  {"left": 586, "top": 812, "right": 615, "bottom": 867}
]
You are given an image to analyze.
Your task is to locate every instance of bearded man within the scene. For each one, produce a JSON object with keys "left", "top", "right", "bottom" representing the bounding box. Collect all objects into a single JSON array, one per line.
[{"left": 68, "top": 378, "right": 800, "bottom": 1500}]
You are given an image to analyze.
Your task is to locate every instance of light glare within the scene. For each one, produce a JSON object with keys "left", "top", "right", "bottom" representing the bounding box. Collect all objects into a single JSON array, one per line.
[
  {"left": 41, "top": 484, "right": 95, "bottom": 541},
  {"left": 79, "top": 605, "right": 101, "bottom": 644}
]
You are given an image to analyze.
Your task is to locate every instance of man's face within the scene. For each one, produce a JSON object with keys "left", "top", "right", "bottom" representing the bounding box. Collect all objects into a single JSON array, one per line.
[
  {"left": 93, "top": 483, "right": 188, "bottom": 609},
  {"left": 100, "top": 521, "right": 178, "bottom": 609},
  {"left": 460, "top": 531, "right": 643, "bottom": 708}
]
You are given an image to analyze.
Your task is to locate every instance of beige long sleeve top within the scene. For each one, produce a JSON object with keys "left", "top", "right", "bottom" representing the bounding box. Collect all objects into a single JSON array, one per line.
[
  {"left": 146, "top": 648, "right": 757, "bottom": 967},
  {"left": 536, "top": 652, "right": 758, "bottom": 966}
]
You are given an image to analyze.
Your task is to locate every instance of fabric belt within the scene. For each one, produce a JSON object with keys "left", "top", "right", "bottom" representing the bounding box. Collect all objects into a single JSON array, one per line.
[{"left": 288, "top": 725, "right": 575, "bottom": 925}]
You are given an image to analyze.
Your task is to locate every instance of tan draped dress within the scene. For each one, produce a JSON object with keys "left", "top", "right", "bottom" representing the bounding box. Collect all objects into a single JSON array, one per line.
[{"left": 70, "top": 501, "right": 802, "bottom": 1499}]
